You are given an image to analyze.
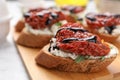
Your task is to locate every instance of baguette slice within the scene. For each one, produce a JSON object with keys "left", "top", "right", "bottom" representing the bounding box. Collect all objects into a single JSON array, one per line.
[
  {"left": 16, "top": 28, "right": 53, "bottom": 48},
  {"left": 15, "top": 20, "right": 25, "bottom": 32},
  {"left": 35, "top": 43, "right": 118, "bottom": 73}
]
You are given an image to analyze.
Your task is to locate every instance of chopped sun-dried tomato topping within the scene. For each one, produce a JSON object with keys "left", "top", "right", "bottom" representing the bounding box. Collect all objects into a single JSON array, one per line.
[{"left": 55, "top": 23, "right": 110, "bottom": 56}]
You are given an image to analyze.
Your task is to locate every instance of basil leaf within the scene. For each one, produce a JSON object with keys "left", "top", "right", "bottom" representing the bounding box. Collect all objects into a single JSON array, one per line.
[
  {"left": 55, "top": 22, "right": 62, "bottom": 26},
  {"left": 75, "top": 56, "right": 85, "bottom": 63}
]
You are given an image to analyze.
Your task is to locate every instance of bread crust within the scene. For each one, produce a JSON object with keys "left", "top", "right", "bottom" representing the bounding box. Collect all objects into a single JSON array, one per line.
[
  {"left": 16, "top": 28, "right": 53, "bottom": 48},
  {"left": 35, "top": 44, "right": 117, "bottom": 73},
  {"left": 15, "top": 20, "right": 25, "bottom": 32},
  {"left": 86, "top": 27, "right": 119, "bottom": 42}
]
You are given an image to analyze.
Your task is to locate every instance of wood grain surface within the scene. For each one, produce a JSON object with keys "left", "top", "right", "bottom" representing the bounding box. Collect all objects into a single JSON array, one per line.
[{"left": 13, "top": 31, "right": 120, "bottom": 80}]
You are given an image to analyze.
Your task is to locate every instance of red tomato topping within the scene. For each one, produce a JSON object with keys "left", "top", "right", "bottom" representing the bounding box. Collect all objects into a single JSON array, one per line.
[
  {"left": 86, "top": 13, "right": 120, "bottom": 29},
  {"left": 24, "top": 10, "right": 65, "bottom": 29},
  {"left": 55, "top": 23, "right": 110, "bottom": 56}
]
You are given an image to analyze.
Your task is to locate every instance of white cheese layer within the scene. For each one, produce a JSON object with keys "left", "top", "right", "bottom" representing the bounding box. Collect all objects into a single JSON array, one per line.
[
  {"left": 51, "top": 20, "right": 67, "bottom": 35},
  {"left": 112, "top": 25, "right": 120, "bottom": 36},
  {"left": 98, "top": 25, "right": 120, "bottom": 36},
  {"left": 26, "top": 24, "right": 53, "bottom": 35},
  {"left": 49, "top": 38, "right": 118, "bottom": 60},
  {"left": 25, "top": 20, "right": 67, "bottom": 35},
  {"left": 49, "top": 38, "right": 78, "bottom": 59}
]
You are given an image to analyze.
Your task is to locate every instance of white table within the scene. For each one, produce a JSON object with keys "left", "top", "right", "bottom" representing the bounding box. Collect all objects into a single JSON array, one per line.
[
  {"left": 0, "top": 1, "right": 97, "bottom": 80},
  {"left": 0, "top": 1, "right": 29, "bottom": 80}
]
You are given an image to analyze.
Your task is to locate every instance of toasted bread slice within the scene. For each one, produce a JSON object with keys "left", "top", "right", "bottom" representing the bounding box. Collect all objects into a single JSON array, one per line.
[
  {"left": 15, "top": 20, "right": 25, "bottom": 32},
  {"left": 35, "top": 43, "right": 118, "bottom": 73},
  {"left": 16, "top": 28, "right": 53, "bottom": 48}
]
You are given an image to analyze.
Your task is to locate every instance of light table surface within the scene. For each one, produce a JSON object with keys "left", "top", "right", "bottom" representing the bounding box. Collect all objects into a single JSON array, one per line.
[{"left": 0, "top": 1, "right": 29, "bottom": 80}]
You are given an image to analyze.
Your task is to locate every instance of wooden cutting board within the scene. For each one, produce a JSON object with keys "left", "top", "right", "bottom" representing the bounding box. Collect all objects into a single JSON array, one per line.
[{"left": 13, "top": 31, "right": 120, "bottom": 80}]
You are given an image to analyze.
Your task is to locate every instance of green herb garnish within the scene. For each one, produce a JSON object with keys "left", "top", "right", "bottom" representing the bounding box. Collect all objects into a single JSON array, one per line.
[
  {"left": 110, "top": 46, "right": 113, "bottom": 49},
  {"left": 55, "top": 22, "right": 62, "bottom": 26},
  {"left": 75, "top": 56, "right": 85, "bottom": 63}
]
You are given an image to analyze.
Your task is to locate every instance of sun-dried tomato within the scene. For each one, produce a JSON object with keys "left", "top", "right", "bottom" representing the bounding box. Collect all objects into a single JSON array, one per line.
[
  {"left": 24, "top": 10, "right": 65, "bottom": 29},
  {"left": 86, "top": 13, "right": 120, "bottom": 29},
  {"left": 55, "top": 23, "right": 110, "bottom": 56}
]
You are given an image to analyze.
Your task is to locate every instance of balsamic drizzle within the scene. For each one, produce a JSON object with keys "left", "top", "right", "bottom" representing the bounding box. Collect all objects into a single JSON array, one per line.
[
  {"left": 62, "top": 36, "right": 97, "bottom": 43},
  {"left": 104, "top": 26, "right": 116, "bottom": 34},
  {"left": 69, "top": 28, "right": 88, "bottom": 32},
  {"left": 48, "top": 45, "right": 59, "bottom": 52},
  {"left": 24, "top": 13, "right": 31, "bottom": 18},
  {"left": 45, "top": 18, "right": 52, "bottom": 25},
  {"left": 48, "top": 46, "right": 51, "bottom": 52},
  {"left": 86, "top": 16, "right": 96, "bottom": 21},
  {"left": 50, "top": 26, "right": 97, "bottom": 52},
  {"left": 114, "top": 14, "right": 120, "bottom": 18},
  {"left": 53, "top": 46, "right": 59, "bottom": 50},
  {"left": 38, "top": 14, "right": 44, "bottom": 18},
  {"left": 49, "top": 39, "right": 59, "bottom": 52},
  {"left": 62, "top": 38, "right": 79, "bottom": 43},
  {"left": 96, "top": 14, "right": 107, "bottom": 17},
  {"left": 69, "top": 7, "right": 76, "bottom": 13},
  {"left": 55, "top": 27, "right": 96, "bottom": 43},
  {"left": 87, "top": 36, "right": 97, "bottom": 43},
  {"left": 77, "top": 17, "right": 83, "bottom": 21},
  {"left": 51, "top": 12, "right": 58, "bottom": 19},
  {"left": 48, "top": 46, "right": 59, "bottom": 52},
  {"left": 24, "top": 10, "right": 59, "bottom": 26}
]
